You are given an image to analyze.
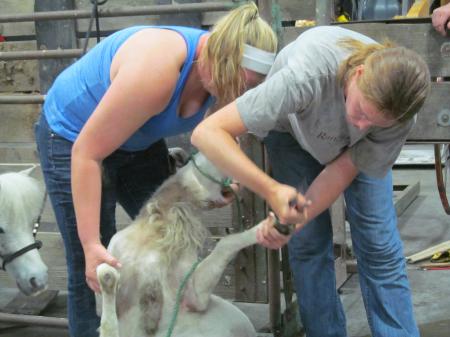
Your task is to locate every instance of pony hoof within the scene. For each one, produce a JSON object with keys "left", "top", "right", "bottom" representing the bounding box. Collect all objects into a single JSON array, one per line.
[{"left": 97, "top": 263, "right": 120, "bottom": 294}]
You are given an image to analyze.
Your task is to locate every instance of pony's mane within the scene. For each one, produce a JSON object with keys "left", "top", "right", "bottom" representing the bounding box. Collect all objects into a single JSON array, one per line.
[
  {"left": 129, "top": 163, "right": 215, "bottom": 266},
  {"left": 133, "top": 200, "right": 207, "bottom": 266},
  {"left": 0, "top": 173, "right": 44, "bottom": 228}
]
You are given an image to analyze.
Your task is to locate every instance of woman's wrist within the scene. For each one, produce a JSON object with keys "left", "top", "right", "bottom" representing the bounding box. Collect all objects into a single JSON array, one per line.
[
  {"left": 79, "top": 236, "right": 102, "bottom": 250},
  {"left": 261, "top": 179, "right": 280, "bottom": 205}
]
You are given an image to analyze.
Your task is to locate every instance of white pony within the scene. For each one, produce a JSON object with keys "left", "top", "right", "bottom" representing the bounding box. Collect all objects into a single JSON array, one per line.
[
  {"left": 0, "top": 167, "right": 48, "bottom": 295},
  {"left": 97, "top": 152, "right": 272, "bottom": 337}
]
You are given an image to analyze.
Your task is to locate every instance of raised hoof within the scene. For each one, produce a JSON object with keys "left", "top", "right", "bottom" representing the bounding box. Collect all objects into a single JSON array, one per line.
[{"left": 97, "top": 263, "right": 120, "bottom": 295}]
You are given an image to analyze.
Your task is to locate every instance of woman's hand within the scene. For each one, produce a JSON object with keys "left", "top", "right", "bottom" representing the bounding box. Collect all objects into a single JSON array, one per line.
[
  {"left": 83, "top": 242, "right": 122, "bottom": 293},
  {"left": 266, "top": 182, "right": 310, "bottom": 226},
  {"left": 432, "top": 3, "right": 450, "bottom": 36},
  {"left": 256, "top": 212, "right": 293, "bottom": 249}
]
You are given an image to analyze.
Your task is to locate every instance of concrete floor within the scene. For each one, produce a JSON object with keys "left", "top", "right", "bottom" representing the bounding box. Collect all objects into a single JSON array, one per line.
[{"left": 1, "top": 152, "right": 449, "bottom": 337}]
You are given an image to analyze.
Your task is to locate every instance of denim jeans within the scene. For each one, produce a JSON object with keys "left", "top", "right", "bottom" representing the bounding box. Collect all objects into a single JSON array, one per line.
[
  {"left": 264, "top": 131, "right": 419, "bottom": 337},
  {"left": 35, "top": 114, "right": 171, "bottom": 337}
]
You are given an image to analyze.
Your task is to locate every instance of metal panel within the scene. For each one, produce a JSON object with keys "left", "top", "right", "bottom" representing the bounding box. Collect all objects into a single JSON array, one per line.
[
  {"left": 316, "top": 0, "right": 333, "bottom": 25},
  {"left": 35, "top": 0, "right": 78, "bottom": 94},
  {"left": 234, "top": 134, "right": 268, "bottom": 303},
  {"left": 156, "top": 0, "right": 202, "bottom": 26},
  {"left": 408, "top": 82, "right": 450, "bottom": 142},
  {"left": 279, "top": 0, "right": 316, "bottom": 21},
  {"left": 281, "top": 23, "right": 450, "bottom": 77},
  {"left": 0, "top": 42, "right": 39, "bottom": 92},
  {"left": 0, "top": 104, "right": 40, "bottom": 143}
]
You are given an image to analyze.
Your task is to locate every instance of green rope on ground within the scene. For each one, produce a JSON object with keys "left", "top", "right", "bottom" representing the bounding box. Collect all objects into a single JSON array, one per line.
[{"left": 165, "top": 259, "right": 201, "bottom": 337}]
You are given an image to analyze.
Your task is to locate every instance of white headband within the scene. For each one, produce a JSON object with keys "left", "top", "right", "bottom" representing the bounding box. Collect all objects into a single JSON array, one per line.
[{"left": 241, "top": 44, "right": 276, "bottom": 75}]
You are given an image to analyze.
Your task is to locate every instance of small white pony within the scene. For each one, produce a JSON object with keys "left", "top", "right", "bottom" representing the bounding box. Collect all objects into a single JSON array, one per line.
[
  {"left": 97, "top": 152, "right": 271, "bottom": 337},
  {"left": 0, "top": 167, "right": 48, "bottom": 295}
]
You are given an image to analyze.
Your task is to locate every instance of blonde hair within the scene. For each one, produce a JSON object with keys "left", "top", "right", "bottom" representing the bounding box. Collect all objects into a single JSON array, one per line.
[
  {"left": 338, "top": 38, "right": 430, "bottom": 122},
  {"left": 199, "top": 2, "right": 277, "bottom": 105}
]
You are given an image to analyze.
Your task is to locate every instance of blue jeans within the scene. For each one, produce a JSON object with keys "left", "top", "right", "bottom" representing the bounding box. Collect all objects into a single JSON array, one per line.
[
  {"left": 35, "top": 114, "right": 171, "bottom": 337},
  {"left": 264, "top": 131, "right": 419, "bottom": 337}
]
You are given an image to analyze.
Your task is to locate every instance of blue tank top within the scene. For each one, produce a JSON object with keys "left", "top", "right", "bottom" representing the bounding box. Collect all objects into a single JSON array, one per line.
[{"left": 43, "top": 25, "right": 213, "bottom": 151}]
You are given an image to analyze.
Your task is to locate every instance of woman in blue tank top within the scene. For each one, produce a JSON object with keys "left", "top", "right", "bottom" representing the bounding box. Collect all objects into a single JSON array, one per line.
[{"left": 34, "top": 3, "right": 277, "bottom": 336}]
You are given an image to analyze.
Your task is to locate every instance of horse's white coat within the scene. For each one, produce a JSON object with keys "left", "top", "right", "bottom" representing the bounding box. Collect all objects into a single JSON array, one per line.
[
  {"left": 0, "top": 167, "right": 48, "bottom": 295},
  {"left": 97, "top": 153, "right": 262, "bottom": 337}
]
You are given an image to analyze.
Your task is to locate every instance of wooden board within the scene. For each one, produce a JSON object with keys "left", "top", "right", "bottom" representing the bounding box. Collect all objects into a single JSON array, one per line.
[
  {"left": 406, "top": 240, "right": 450, "bottom": 263},
  {"left": 1, "top": 290, "right": 58, "bottom": 315},
  {"left": 393, "top": 181, "right": 421, "bottom": 216}
]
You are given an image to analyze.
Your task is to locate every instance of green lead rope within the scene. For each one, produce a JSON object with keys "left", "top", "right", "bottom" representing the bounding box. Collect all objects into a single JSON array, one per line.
[
  {"left": 165, "top": 259, "right": 201, "bottom": 337},
  {"left": 190, "top": 154, "right": 244, "bottom": 232}
]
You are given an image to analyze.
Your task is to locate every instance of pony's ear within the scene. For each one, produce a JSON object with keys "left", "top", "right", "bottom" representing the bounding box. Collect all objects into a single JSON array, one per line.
[
  {"left": 168, "top": 147, "right": 190, "bottom": 174},
  {"left": 19, "top": 165, "right": 38, "bottom": 176}
]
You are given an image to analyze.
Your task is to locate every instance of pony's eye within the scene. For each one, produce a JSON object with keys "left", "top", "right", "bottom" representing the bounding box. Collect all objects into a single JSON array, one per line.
[{"left": 0, "top": 227, "right": 4, "bottom": 234}]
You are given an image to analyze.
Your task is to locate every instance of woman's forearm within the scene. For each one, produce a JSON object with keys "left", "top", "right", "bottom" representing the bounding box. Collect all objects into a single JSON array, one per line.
[
  {"left": 71, "top": 148, "right": 103, "bottom": 249},
  {"left": 304, "top": 150, "right": 358, "bottom": 223},
  {"left": 192, "top": 119, "right": 278, "bottom": 201},
  {"left": 192, "top": 102, "right": 309, "bottom": 225}
]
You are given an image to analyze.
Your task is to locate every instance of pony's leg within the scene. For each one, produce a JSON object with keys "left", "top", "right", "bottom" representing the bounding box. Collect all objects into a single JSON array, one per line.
[
  {"left": 97, "top": 263, "right": 120, "bottom": 337},
  {"left": 189, "top": 219, "right": 266, "bottom": 310}
]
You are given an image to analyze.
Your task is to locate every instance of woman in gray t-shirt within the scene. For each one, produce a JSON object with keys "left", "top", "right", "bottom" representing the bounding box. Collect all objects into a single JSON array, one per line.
[{"left": 192, "top": 26, "right": 429, "bottom": 337}]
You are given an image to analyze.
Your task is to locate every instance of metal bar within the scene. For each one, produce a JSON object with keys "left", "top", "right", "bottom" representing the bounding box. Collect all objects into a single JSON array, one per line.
[
  {"left": 0, "top": 95, "right": 45, "bottom": 104},
  {"left": 257, "top": 0, "right": 282, "bottom": 331},
  {"left": 0, "top": 312, "right": 68, "bottom": 328},
  {"left": 35, "top": 0, "right": 78, "bottom": 94},
  {"left": 0, "top": 2, "right": 236, "bottom": 23},
  {"left": 316, "top": 0, "right": 333, "bottom": 25},
  {"left": 0, "top": 49, "right": 83, "bottom": 60},
  {"left": 402, "top": 0, "right": 412, "bottom": 16},
  {"left": 268, "top": 249, "right": 282, "bottom": 337}
]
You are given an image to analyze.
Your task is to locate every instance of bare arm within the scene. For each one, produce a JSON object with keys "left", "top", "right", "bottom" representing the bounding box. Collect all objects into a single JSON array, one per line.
[
  {"left": 72, "top": 30, "right": 184, "bottom": 292},
  {"left": 191, "top": 101, "right": 308, "bottom": 225},
  {"left": 256, "top": 150, "right": 358, "bottom": 249},
  {"left": 303, "top": 149, "right": 358, "bottom": 222},
  {"left": 432, "top": 3, "right": 450, "bottom": 36},
  {"left": 192, "top": 102, "right": 358, "bottom": 250}
]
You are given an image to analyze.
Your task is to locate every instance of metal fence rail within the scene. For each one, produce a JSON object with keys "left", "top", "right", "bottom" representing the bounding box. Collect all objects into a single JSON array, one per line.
[
  {"left": 0, "top": 94, "right": 45, "bottom": 104},
  {"left": 0, "top": 2, "right": 236, "bottom": 23},
  {"left": 0, "top": 49, "right": 83, "bottom": 61},
  {"left": 0, "top": 312, "right": 68, "bottom": 328}
]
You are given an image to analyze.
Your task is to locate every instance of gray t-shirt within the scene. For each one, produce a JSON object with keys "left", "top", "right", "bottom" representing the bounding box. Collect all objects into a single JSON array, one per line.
[{"left": 236, "top": 26, "right": 414, "bottom": 178}]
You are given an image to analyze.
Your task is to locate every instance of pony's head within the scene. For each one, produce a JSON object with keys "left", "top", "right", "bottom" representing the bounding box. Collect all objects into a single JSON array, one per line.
[
  {"left": 133, "top": 151, "right": 239, "bottom": 265},
  {"left": 180, "top": 152, "right": 238, "bottom": 210},
  {"left": 0, "top": 167, "right": 48, "bottom": 295}
]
